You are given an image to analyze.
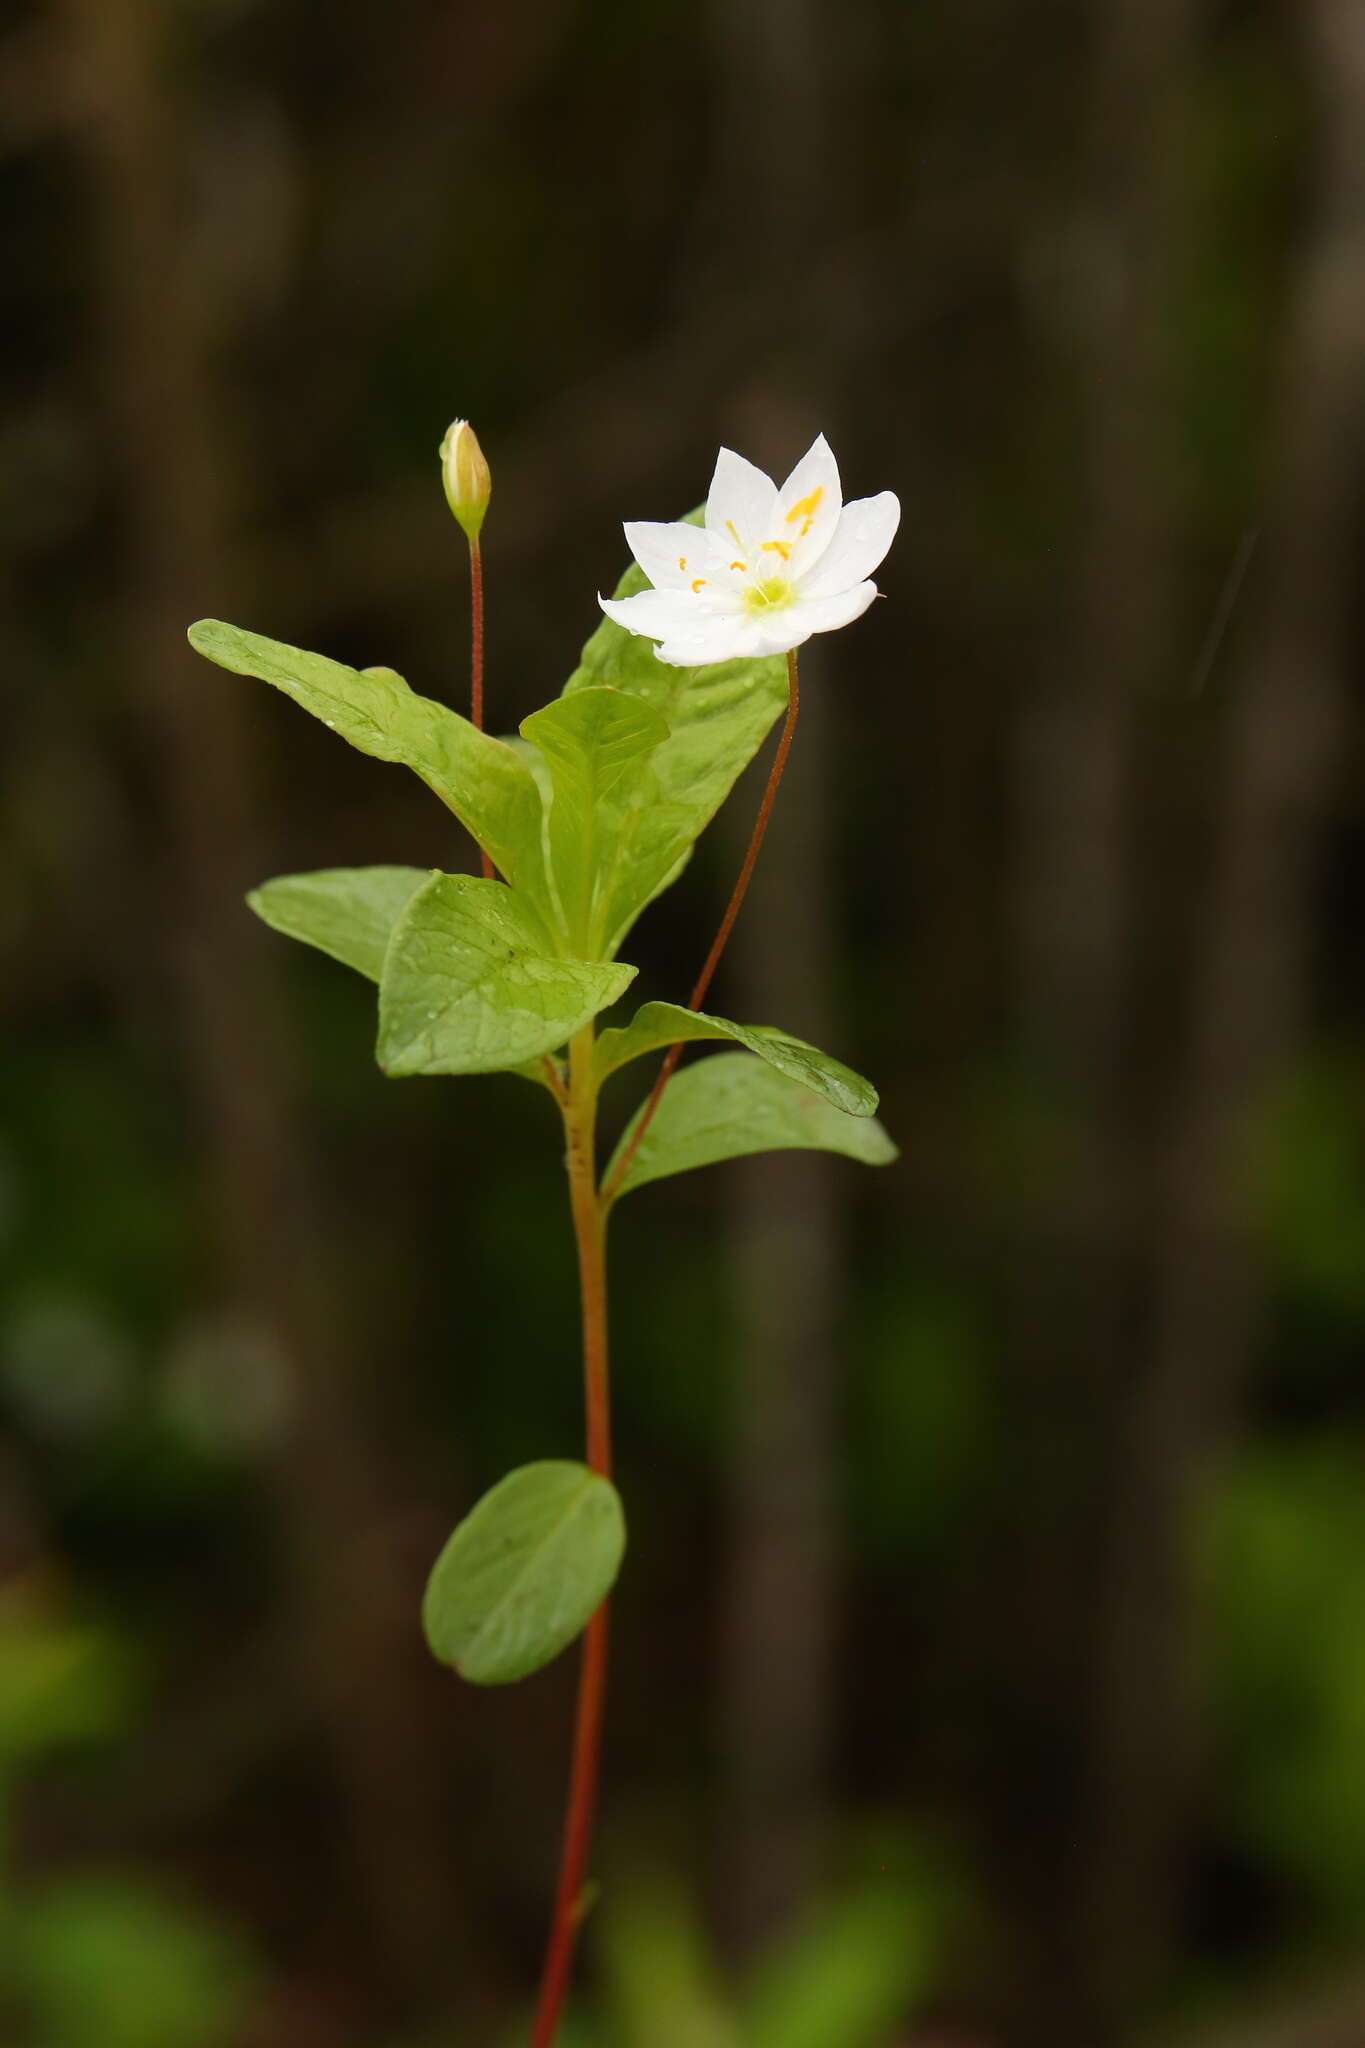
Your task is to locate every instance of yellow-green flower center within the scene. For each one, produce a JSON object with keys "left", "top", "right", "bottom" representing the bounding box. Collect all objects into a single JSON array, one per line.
[{"left": 743, "top": 576, "right": 794, "bottom": 612}]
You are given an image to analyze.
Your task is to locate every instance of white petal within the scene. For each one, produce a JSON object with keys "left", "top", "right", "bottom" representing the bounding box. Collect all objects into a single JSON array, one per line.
[
  {"left": 622, "top": 520, "right": 723, "bottom": 593},
  {"left": 792, "top": 580, "right": 879, "bottom": 637},
  {"left": 653, "top": 615, "right": 770, "bottom": 667},
  {"left": 739, "top": 582, "right": 878, "bottom": 657},
  {"left": 746, "top": 618, "right": 809, "bottom": 656},
  {"left": 705, "top": 447, "right": 779, "bottom": 554},
  {"left": 774, "top": 432, "right": 843, "bottom": 577},
  {"left": 598, "top": 587, "right": 706, "bottom": 640},
  {"left": 798, "top": 493, "right": 900, "bottom": 599}
]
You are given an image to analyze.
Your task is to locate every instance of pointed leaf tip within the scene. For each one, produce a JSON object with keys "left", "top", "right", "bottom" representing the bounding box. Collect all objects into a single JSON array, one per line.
[
  {"left": 247, "top": 865, "right": 430, "bottom": 983},
  {"left": 594, "top": 1000, "right": 879, "bottom": 1116},
  {"left": 185, "top": 617, "right": 554, "bottom": 923}
]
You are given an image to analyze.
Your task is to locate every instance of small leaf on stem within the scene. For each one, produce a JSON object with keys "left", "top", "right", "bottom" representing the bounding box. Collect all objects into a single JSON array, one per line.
[
  {"left": 423, "top": 1460, "right": 626, "bottom": 1686},
  {"left": 603, "top": 1052, "right": 897, "bottom": 1200}
]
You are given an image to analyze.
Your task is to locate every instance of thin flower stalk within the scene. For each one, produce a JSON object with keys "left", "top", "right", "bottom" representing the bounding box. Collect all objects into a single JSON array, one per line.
[{"left": 468, "top": 536, "right": 493, "bottom": 878}]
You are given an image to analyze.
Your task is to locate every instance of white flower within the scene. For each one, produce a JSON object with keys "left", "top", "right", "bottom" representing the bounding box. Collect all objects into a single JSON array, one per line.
[{"left": 598, "top": 434, "right": 899, "bottom": 666}]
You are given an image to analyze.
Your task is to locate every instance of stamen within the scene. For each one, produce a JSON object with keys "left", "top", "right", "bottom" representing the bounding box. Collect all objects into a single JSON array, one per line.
[
  {"left": 730, "top": 560, "right": 748, "bottom": 572},
  {"left": 762, "top": 540, "right": 792, "bottom": 560},
  {"left": 677, "top": 556, "right": 688, "bottom": 572},
  {"left": 785, "top": 486, "right": 824, "bottom": 534},
  {"left": 691, "top": 578, "right": 707, "bottom": 592},
  {"left": 725, "top": 519, "right": 743, "bottom": 547}
]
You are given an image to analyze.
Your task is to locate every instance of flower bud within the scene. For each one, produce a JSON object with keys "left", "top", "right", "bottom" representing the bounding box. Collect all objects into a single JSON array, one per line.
[{"left": 439, "top": 418, "right": 491, "bottom": 542}]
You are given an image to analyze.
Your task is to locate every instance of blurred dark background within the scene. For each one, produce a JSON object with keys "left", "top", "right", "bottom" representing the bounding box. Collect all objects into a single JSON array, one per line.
[{"left": 3, "top": 1, "right": 1365, "bottom": 2044}]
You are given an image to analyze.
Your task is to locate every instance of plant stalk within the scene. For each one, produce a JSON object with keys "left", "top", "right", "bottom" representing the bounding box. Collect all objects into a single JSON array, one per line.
[
  {"left": 601, "top": 646, "right": 801, "bottom": 1201},
  {"left": 469, "top": 536, "right": 494, "bottom": 879},
  {"left": 530, "top": 1024, "right": 610, "bottom": 2047}
]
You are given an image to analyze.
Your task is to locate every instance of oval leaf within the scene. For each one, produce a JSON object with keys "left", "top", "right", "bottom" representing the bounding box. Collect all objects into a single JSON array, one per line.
[
  {"left": 594, "top": 1000, "right": 879, "bottom": 1116},
  {"left": 423, "top": 1460, "right": 626, "bottom": 1685},
  {"left": 377, "top": 872, "right": 636, "bottom": 1077},
  {"left": 604, "top": 1052, "right": 898, "bottom": 1201}
]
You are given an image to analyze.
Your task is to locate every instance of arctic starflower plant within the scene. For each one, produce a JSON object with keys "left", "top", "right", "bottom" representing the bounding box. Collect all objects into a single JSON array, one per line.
[
  {"left": 187, "top": 414, "right": 900, "bottom": 2048},
  {"left": 598, "top": 433, "right": 900, "bottom": 665}
]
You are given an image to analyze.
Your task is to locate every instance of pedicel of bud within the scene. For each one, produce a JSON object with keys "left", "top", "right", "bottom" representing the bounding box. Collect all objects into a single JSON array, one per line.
[{"left": 440, "top": 418, "right": 492, "bottom": 542}]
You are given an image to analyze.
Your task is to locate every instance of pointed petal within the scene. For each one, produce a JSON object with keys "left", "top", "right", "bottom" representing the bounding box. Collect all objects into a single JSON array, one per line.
[
  {"left": 798, "top": 493, "right": 901, "bottom": 599},
  {"left": 705, "top": 447, "right": 779, "bottom": 553},
  {"left": 774, "top": 433, "right": 843, "bottom": 577},
  {"left": 599, "top": 587, "right": 706, "bottom": 640},
  {"left": 791, "top": 580, "right": 879, "bottom": 638},
  {"left": 622, "top": 520, "right": 723, "bottom": 593}
]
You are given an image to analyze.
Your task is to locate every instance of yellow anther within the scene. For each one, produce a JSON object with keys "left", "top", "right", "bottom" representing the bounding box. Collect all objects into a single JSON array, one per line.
[
  {"left": 677, "top": 556, "right": 688, "bottom": 572},
  {"left": 691, "top": 577, "right": 707, "bottom": 592},
  {"left": 785, "top": 486, "right": 824, "bottom": 528},
  {"left": 730, "top": 559, "right": 748, "bottom": 572},
  {"left": 762, "top": 539, "right": 792, "bottom": 561}
]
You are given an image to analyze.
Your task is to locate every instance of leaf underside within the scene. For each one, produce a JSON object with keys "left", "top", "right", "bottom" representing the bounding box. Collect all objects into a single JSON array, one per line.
[
  {"left": 248, "top": 866, "right": 429, "bottom": 982},
  {"left": 604, "top": 1052, "right": 898, "bottom": 1200},
  {"left": 422, "top": 1460, "right": 626, "bottom": 1685}
]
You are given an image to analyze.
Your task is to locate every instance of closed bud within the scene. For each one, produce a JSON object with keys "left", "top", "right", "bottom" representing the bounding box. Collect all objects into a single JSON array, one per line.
[{"left": 439, "top": 418, "right": 491, "bottom": 541}]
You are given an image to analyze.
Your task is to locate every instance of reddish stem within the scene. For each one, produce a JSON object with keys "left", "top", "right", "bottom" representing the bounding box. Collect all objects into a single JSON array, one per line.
[
  {"left": 601, "top": 647, "right": 801, "bottom": 1202},
  {"left": 470, "top": 536, "right": 494, "bottom": 879},
  {"left": 529, "top": 1605, "right": 608, "bottom": 2048},
  {"left": 530, "top": 1030, "right": 611, "bottom": 2048}
]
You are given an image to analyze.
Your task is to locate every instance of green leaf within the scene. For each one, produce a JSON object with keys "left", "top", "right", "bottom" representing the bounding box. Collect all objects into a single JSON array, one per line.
[
  {"left": 247, "top": 866, "right": 428, "bottom": 982},
  {"left": 377, "top": 872, "right": 635, "bottom": 1077},
  {"left": 422, "top": 1460, "right": 625, "bottom": 1685},
  {"left": 562, "top": 519, "right": 789, "bottom": 951},
  {"left": 604, "top": 1052, "right": 897, "bottom": 1200},
  {"left": 187, "top": 620, "right": 552, "bottom": 922},
  {"left": 594, "top": 1000, "right": 879, "bottom": 1117},
  {"left": 520, "top": 686, "right": 670, "bottom": 955}
]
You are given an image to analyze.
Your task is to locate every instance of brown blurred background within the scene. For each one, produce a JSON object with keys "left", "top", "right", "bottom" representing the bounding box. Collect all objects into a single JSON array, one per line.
[{"left": 3, "top": 1, "right": 1365, "bottom": 2044}]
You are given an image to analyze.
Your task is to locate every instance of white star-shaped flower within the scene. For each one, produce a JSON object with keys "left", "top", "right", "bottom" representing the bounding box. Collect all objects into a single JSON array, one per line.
[{"left": 598, "top": 435, "right": 899, "bottom": 666}]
